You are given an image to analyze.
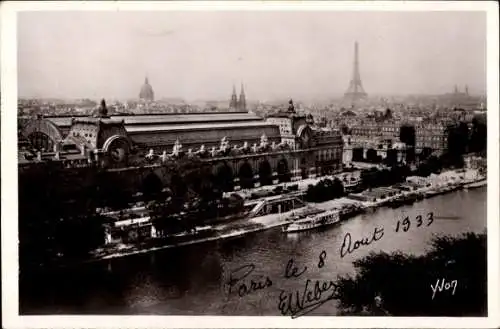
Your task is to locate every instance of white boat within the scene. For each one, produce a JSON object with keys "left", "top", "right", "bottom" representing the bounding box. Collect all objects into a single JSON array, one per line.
[{"left": 282, "top": 209, "right": 340, "bottom": 233}]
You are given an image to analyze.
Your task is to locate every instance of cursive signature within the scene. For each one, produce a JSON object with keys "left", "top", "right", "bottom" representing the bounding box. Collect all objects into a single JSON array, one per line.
[
  {"left": 278, "top": 278, "right": 340, "bottom": 318},
  {"left": 226, "top": 264, "right": 273, "bottom": 297},
  {"left": 340, "top": 226, "right": 385, "bottom": 258},
  {"left": 278, "top": 251, "right": 338, "bottom": 318}
]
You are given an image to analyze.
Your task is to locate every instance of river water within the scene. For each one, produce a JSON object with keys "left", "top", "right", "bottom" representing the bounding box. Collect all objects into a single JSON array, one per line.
[{"left": 20, "top": 187, "right": 487, "bottom": 315}]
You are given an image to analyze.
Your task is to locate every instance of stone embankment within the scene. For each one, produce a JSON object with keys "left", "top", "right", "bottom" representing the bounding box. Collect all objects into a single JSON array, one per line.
[{"left": 73, "top": 169, "right": 488, "bottom": 265}]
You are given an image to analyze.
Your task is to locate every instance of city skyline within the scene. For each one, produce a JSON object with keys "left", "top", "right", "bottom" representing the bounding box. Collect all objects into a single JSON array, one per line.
[
  {"left": 7, "top": 2, "right": 495, "bottom": 325},
  {"left": 18, "top": 11, "right": 486, "bottom": 101}
]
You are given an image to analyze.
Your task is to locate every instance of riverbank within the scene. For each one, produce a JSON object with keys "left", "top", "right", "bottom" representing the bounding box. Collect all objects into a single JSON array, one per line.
[
  {"left": 30, "top": 170, "right": 486, "bottom": 269},
  {"left": 92, "top": 212, "right": 291, "bottom": 261},
  {"left": 20, "top": 184, "right": 487, "bottom": 316},
  {"left": 347, "top": 169, "right": 486, "bottom": 209}
]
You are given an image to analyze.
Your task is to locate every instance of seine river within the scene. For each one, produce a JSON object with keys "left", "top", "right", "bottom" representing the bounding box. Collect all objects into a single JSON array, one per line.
[{"left": 20, "top": 187, "right": 486, "bottom": 315}]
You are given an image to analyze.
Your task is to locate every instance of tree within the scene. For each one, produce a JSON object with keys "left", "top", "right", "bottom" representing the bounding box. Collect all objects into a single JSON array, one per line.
[
  {"left": 277, "top": 159, "right": 291, "bottom": 183},
  {"left": 148, "top": 196, "right": 191, "bottom": 236},
  {"left": 214, "top": 163, "right": 234, "bottom": 192},
  {"left": 426, "top": 155, "right": 442, "bottom": 173},
  {"left": 336, "top": 232, "right": 486, "bottom": 316},
  {"left": 54, "top": 212, "right": 105, "bottom": 259},
  {"left": 226, "top": 193, "right": 244, "bottom": 214},
  {"left": 469, "top": 115, "right": 486, "bottom": 154},
  {"left": 304, "top": 178, "right": 345, "bottom": 203},
  {"left": 444, "top": 122, "right": 469, "bottom": 168},
  {"left": 383, "top": 149, "right": 398, "bottom": 167},
  {"left": 416, "top": 162, "right": 431, "bottom": 177},
  {"left": 383, "top": 108, "right": 393, "bottom": 120},
  {"left": 366, "top": 149, "right": 378, "bottom": 163},
  {"left": 419, "top": 147, "right": 433, "bottom": 161},
  {"left": 352, "top": 148, "right": 364, "bottom": 162},
  {"left": 399, "top": 125, "right": 416, "bottom": 147},
  {"left": 332, "top": 178, "right": 345, "bottom": 197},
  {"left": 142, "top": 173, "right": 163, "bottom": 201},
  {"left": 95, "top": 172, "right": 133, "bottom": 210},
  {"left": 405, "top": 147, "right": 416, "bottom": 163},
  {"left": 340, "top": 124, "right": 350, "bottom": 135},
  {"left": 388, "top": 164, "right": 410, "bottom": 184},
  {"left": 360, "top": 168, "right": 378, "bottom": 188},
  {"left": 447, "top": 122, "right": 469, "bottom": 156}
]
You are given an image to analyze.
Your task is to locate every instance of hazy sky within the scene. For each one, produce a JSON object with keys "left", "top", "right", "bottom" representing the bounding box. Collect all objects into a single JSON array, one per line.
[{"left": 18, "top": 11, "right": 486, "bottom": 101}]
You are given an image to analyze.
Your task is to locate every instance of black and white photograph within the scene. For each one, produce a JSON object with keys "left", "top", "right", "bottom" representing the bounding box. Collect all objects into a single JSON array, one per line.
[{"left": 1, "top": 1, "right": 499, "bottom": 328}]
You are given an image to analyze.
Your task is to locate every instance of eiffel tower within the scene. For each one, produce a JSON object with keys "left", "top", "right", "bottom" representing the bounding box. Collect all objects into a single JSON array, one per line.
[{"left": 344, "top": 41, "right": 367, "bottom": 102}]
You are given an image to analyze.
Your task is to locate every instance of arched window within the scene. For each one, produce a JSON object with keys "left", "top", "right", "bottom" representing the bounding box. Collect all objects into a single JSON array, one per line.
[{"left": 28, "top": 132, "right": 54, "bottom": 152}]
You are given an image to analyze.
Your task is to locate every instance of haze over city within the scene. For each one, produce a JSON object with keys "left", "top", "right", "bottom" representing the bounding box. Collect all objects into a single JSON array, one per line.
[
  {"left": 12, "top": 3, "right": 493, "bottom": 323},
  {"left": 18, "top": 11, "right": 486, "bottom": 101}
]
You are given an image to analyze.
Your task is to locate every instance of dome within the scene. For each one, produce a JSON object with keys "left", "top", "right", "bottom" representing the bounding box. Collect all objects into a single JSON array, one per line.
[{"left": 139, "top": 77, "right": 154, "bottom": 101}]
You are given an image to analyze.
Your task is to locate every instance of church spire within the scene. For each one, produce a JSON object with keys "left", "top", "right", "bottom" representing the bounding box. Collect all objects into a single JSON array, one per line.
[
  {"left": 229, "top": 84, "right": 238, "bottom": 110},
  {"left": 238, "top": 82, "right": 246, "bottom": 111},
  {"left": 97, "top": 99, "right": 109, "bottom": 118}
]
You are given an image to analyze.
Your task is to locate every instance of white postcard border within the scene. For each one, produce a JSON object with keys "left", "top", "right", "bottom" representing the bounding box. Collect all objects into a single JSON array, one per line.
[{"left": 1, "top": 1, "right": 499, "bottom": 328}]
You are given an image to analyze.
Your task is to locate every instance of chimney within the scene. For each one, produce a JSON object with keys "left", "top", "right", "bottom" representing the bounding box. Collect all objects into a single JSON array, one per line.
[{"left": 81, "top": 145, "right": 86, "bottom": 156}]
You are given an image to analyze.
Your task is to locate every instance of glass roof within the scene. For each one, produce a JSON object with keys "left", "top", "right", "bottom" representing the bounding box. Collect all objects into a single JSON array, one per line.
[{"left": 46, "top": 112, "right": 262, "bottom": 127}]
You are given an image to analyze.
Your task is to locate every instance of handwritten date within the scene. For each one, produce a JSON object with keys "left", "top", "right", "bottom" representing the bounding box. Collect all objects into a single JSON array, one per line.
[
  {"left": 395, "top": 212, "right": 434, "bottom": 233},
  {"left": 340, "top": 226, "right": 385, "bottom": 258},
  {"left": 226, "top": 211, "right": 437, "bottom": 319}
]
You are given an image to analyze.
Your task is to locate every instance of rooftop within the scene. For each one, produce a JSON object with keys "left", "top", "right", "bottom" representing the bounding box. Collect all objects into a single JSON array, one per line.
[
  {"left": 266, "top": 111, "right": 306, "bottom": 119},
  {"left": 126, "top": 121, "right": 278, "bottom": 133},
  {"left": 45, "top": 112, "right": 261, "bottom": 128}
]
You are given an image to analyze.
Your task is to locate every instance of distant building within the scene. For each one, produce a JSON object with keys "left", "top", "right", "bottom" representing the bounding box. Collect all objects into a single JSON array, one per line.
[
  {"left": 139, "top": 77, "right": 154, "bottom": 102},
  {"left": 19, "top": 99, "right": 343, "bottom": 190},
  {"left": 415, "top": 123, "right": 450, "bottom": 156},
  {"left": 350, "top": 121, "right": 401, "bottom": 142},
  {"left": 229, "top": 85, "right": 238, "bottom": 110},
  {"left": 229, "top": 83, "right": 246, "bottom": 111},
  {"left": 239, "top": 83, "right": 246, "bottom": 111},
  {"left": 438, "top": 85, "right": 481, "bottom": 110}
]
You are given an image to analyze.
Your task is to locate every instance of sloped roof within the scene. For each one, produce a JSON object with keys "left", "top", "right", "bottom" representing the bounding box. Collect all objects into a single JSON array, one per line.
[
  {"left": 126, "top": 121, "right": 277, "bottom": 133},
  {"left": 46, "top": 112, "right": 262, "bottom": 128}
]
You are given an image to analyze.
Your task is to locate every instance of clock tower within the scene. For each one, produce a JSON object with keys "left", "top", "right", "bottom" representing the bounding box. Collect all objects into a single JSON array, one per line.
[{"left": 265, "top": 99, "right": 313, "bottom": 150}]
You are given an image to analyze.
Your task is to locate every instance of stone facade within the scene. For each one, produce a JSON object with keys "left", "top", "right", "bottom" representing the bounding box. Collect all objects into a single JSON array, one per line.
[
  {"left": 19, "top": 102, "right": 343, "bottom": 192},
  {"left": 350, "top": 121, "right": 401, "bottom": 141},
  {"left": 415, "top": 123, "right": 450, "bottom": 155}
]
